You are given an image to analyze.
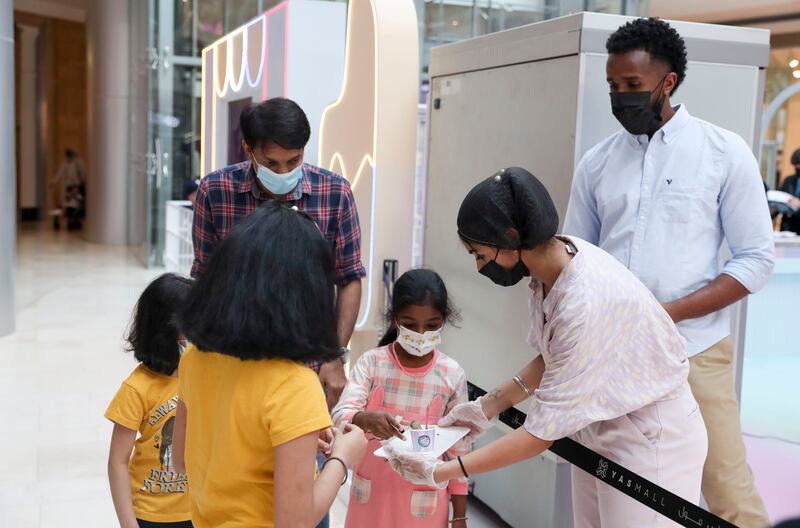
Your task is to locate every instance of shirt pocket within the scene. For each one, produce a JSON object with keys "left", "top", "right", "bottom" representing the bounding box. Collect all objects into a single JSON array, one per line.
[
  {"left": 351, "top": 474, "right": 372, "bottom": 504},
  {"left": 658, "top": 190, "right": 698, "bottom": 223},
  {"left": 410, "top": 490, "right": 439, "bottom": 518}
]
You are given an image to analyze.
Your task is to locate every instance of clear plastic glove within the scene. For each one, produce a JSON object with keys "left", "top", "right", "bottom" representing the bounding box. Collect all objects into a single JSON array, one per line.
[
  {"left": 438, "top": 397, "right": 496, "bottom": 439},
  {"left": 382, "top": 444, "right": 447, "bottom": 489}
]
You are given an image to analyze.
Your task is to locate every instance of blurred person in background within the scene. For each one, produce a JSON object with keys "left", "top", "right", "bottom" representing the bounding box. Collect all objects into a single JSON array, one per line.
[
  {"left": 778, "top": 148, "right": 800, "bottom": 234},
  {"left": 51, "top": 149, "right": 86, "bottom": 230}
]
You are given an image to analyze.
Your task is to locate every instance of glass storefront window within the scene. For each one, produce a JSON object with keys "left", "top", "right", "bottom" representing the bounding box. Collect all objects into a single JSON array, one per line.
[
  {"left": 761, "top": 47, "right": 800, "bottom": 188},
  {"left": 131, "top": 0, "right": 646, "bottom": 267},
  {"left": 419, "top": 0, "right": 647, "bottom": 81},
  {"left": 197, "top": 0, "right": 225, "bottom": 50},
  {"left": 223, "top": 0, "right": 262, "bottom": 31}
]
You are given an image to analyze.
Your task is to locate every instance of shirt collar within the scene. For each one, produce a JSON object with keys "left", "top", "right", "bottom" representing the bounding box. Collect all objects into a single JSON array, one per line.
[
  {"left": 626, "top": 104, "right": 690, "bottom": 147},
  {"left": 238, "top": 161, "right": 312, "bottom": 200},
  {"left": 528, "top": 236, "right": 585, "bottom": 317},
  {"left": 656, "top": 104, "right": 690, "bottom": 144},
  {"left": 230, "top": 161, "right": 254, "bottom": 194}
]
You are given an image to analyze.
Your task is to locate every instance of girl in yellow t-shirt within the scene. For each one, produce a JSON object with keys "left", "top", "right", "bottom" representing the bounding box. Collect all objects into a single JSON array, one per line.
[
  {"left": 105, "top": 273, "right": 193, "bottom": 528},
  {"left": 173, "top": 202, "right": 368, "bottom": 528}
]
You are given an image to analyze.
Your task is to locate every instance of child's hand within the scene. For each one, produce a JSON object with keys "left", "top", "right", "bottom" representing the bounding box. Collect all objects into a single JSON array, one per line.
[
  {"left": 331, "top": 423, "right": 368, "bottom": 469},
  {"left": 352, "top": 411, "right": 406, "bottom": 440},
  {"left": 318, "top": 427, "right": 334, "bottom": 456}
]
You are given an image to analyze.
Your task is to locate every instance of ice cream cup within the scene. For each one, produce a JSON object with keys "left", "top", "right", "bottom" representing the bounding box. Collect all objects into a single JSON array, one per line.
[{"left": 410, "top": 427, "right": 435, "bottom": 453}]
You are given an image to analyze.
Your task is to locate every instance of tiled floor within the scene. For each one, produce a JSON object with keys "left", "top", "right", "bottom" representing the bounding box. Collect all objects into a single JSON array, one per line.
[
  {"left": 5, "top": 224, "right": 799, "bottom": 528},
  {"left": 0, "top": 225, "right": 162, "bottom": 527},
  {"left": 741, "top": 355, "right": 800, "bottom": 525},
  {"left": 0, "top": 225, "right": 509, "bottom": 527}
]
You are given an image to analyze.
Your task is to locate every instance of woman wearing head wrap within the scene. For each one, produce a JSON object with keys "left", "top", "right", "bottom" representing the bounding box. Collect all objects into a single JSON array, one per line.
[{"left": 384, "top": 167, "right": 708, "bottom": 527}]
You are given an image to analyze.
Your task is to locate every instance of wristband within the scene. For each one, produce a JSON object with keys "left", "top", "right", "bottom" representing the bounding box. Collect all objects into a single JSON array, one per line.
[
  {"left": 456, "top": 456, "right": 469, "bottom": 479},
  {"left": 450, "top": 517, "right": 468, "bottom": 523},
  {"left": 321, "top": 456, "right": 348, "bottom": 485}
]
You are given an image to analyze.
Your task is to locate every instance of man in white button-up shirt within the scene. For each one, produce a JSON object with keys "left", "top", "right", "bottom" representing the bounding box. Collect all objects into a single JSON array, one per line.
[{"left": 564, "top": 18, "right": 773, "bottom": 528}]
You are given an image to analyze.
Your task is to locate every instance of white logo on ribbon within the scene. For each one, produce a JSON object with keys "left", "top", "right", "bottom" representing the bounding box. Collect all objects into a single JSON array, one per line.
[{"left": 596, "top": 459, "right": 608, "bottom": 479}]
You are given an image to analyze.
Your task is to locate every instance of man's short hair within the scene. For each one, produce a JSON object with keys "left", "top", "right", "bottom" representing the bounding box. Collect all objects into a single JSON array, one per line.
[
  {"left": 606, "top": 18, "right": 688, "bottom": 95},
  {"left": 239, "top": 97, "right": 311, "bottom": 150}
]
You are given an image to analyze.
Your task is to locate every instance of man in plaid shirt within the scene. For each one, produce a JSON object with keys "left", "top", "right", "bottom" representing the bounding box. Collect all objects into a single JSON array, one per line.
[{"left": 191, "top": 98, "right": 366, "bottom": 409}]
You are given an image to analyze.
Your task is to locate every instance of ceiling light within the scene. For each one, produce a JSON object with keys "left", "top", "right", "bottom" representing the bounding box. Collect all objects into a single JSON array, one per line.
[
  {"left": 790, "top": 58, "right": 799, "bottom": 68},
  {"left": 793, "top": 70, "right": 800, "bottom": 79}
]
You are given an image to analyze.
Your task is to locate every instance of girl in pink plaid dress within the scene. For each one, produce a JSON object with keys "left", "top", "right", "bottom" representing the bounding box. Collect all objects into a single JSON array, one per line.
[{"left": 332, "top": 269, "right": 471, "bottom": 528}]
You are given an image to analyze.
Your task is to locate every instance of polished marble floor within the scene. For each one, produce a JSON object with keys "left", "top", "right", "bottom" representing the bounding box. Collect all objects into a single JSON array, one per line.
[{"left": 0, "top": 225, "right": 508, "bottom": 527}]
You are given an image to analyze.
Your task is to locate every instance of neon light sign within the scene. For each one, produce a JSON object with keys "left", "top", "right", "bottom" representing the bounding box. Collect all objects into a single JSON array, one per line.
[
  {"left": 200, "top": 0, "right": 419, "bottom": 334},
  {"left": 318, "top": 0, "right": 419, "bottom": 330},
  {"left": 201, "top": 1, "right": 346, "bottom": 175}
]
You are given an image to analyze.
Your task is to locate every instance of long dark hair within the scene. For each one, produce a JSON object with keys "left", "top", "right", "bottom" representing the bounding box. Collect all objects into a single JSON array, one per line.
[
  {"left": 125, "top": 273, "right": 193, "bottom": 375},
  {"left": 378, "top": 269, "right": 459, "bottom": 347},
  {"left": 180, "top": 202, "right": 339, "bottom": 362}
]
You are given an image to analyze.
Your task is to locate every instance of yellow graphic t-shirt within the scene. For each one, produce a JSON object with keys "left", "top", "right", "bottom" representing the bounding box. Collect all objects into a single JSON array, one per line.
[
  {"left": 105, "top": 364, "right": 191, "bottom": 522},
  {"left": 178, "top": 345, "right": 332, "bottom": 528}
]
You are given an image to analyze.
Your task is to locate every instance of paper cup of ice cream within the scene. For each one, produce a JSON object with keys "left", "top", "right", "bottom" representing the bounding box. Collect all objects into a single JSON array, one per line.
[{"left": 410, "top": 427, "right": 435, "bottom": 453}]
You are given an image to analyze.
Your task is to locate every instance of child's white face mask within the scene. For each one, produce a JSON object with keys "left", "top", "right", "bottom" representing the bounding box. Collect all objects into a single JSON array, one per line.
[{"left": 396, "top": 324, "right": 442, "bottom": 357}]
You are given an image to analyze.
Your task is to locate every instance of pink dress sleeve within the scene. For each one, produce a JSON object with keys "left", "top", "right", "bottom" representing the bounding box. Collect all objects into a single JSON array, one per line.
[{"left": 331, "top": 351, "right": 375, "bottom": 428}]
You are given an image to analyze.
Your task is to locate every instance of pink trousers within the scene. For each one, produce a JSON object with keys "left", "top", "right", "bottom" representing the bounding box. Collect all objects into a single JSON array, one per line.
[{"left": 571, "top": 383, "right": 708, "bottom": 527}]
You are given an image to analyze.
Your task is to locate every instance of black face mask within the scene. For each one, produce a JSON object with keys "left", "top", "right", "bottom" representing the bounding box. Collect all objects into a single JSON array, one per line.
[
  {"left": 479, "top": 249, "right": 530, "bottom": 287},
  {"left": 609, "top": 76, "right": 668, "bottom": 136}
]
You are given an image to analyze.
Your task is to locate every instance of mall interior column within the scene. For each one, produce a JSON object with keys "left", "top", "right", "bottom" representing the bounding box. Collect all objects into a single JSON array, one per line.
[
  {"left": 86, "top": 0, "right": 130, "bottom": 245},
  {"left": 0, "top": 0, "right": 16, "bottom": 337}
]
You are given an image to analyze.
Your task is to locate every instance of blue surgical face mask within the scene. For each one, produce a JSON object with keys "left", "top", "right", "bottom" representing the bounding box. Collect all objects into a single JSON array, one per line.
[{"left": 252, "top": 158, "right": 303, "bottom": 195}]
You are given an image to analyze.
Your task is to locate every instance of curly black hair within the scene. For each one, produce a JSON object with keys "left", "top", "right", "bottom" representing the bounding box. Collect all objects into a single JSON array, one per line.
[{"left": 606, "top": 18, "right": 688, "bottom": 95}]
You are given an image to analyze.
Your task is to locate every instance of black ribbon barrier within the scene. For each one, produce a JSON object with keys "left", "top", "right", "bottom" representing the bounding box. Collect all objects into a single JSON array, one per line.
[{"left": 467, "top": 382, "right": 738, "bottom": 528}]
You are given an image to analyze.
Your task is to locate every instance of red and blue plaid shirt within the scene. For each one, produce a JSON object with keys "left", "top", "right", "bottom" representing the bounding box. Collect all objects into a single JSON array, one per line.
[
  {"left": 191, "top": 161, "right": 367, "bottom": 372},
  {"left": 191, "top": 161, "right": 366, "bottom": 282}
]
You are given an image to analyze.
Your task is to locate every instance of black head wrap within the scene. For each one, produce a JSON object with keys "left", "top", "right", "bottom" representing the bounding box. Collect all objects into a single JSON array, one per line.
[{"left": 457, "top": 167, "right": 558, "bottom": 250}]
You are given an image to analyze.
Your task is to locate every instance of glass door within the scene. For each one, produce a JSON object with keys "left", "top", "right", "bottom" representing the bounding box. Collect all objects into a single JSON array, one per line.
[
  {"left": 147, "top": 0, "right": 203, "bottom": 267},
  {"left": 128, "top": 0, "right": 151, "bottom": 265},
  {"left": 127, "top": 1, "right": 302, "bottom": 267},
  {"left": 130, "top": 0, "right": 203, "bottom": 267}
]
